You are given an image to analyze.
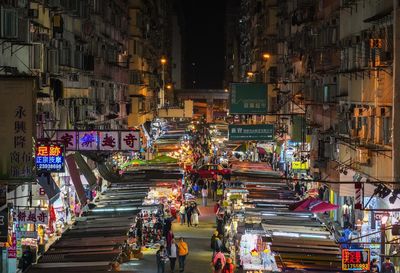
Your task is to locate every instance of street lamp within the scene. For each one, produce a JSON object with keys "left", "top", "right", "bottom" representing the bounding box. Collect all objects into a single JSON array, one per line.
[
  {"left": 160, "top": 57, "right": 167, "bottom": 107},
  {"left": 262, "top": 53, "right": 271, "bottom": 60},
  {"left": 247, "top": 71, "right": 254, "bottom": 77}
]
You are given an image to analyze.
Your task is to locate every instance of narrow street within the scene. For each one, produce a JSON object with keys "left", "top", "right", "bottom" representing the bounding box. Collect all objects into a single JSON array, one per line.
[{"left": 123, "top": 199, "right": 217, "bottom": 273}]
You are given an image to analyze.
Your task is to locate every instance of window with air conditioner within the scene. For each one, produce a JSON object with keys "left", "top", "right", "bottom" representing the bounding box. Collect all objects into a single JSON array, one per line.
[{"left": 1, "top": 8, "right": 18, "bottom": 38}]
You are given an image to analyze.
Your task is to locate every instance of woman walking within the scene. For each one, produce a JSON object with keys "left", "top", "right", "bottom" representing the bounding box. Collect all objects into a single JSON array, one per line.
[{"left": 191, "top": 204, "right": 201, "bottom": 227}]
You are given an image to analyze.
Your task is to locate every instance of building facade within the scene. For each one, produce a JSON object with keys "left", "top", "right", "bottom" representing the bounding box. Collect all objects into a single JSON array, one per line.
[{"left": 233, "top": 0, "right": 398, "bottom": 248}]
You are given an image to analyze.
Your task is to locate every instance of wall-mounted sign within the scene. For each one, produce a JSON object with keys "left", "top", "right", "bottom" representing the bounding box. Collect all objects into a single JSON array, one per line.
[
  {"left": 15, "top": 209, "right": 48, "bottom": 225},
  {"left": 55, "top": 130, "right": 140, "bottom": 151},
  {"left": 292, "top": 161, "right": 309, "bottom": 170},
  {"left": 342, "top": 248, "right": 370, "bottom": 271},
  {"left": 35, "top": 144, "right": 64, "bottom": 172},
  {"left": 228, "top": 124, "right": 274, "bottom": 141},
  {"left": 0, "top": 78, "right": 36, "bottom": 180},
  {"left": 229, "top": 83, "right": 268, "bottom": 114}
]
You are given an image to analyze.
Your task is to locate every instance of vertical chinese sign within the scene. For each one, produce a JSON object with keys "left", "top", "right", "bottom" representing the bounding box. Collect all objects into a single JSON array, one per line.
[{"left": 0, "top": 78, "right": 36, "bottom": 180}]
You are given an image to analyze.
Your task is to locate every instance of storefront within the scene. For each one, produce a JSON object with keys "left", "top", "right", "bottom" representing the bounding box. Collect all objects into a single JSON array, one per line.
[{"left": 239, "top": 232, "right": 279, "bottom": 272}]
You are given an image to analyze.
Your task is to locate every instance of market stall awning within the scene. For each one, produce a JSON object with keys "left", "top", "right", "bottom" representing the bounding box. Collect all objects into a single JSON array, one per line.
[
  {"left": 66, "top": 155, "right": 87, "bottom": 205},
  {"left": 37, "top": 174, "right": 60, "bottom": 204},
  {"left": 74, "top": 152, "right": 97, "bottom": 189},
  {"left": 290, "top": 197, "right": 338, "bottom": 213}
]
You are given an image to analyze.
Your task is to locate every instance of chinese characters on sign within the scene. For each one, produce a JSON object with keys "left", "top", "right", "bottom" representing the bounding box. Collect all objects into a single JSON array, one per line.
[
  {"left": 342, "top": 248, "right": 370, "bottom": 271},
  {"left": 0, "top": 79, "right": 35, "bottom": 179},
  {"left": 121, "top": 131, "right": 140, "bottom": 150},
  {"left": 78, "top": 131, "right": 99, "bottom": 150},
  {"left": 228, "top": 124, "right": 274, "bottom": 141},
  {"left": 54, "top": 131, "right": 140, "bottom": 151},
  {"left": 99, "top": 131, "right": 119, "bottom": 151},
  {"left": 10, "top": 105, "right": 32, "bottom": 178},
  {"left": 35, "top": 144, "right": 64, "bottom": 172},
  {"left": 15, "top": 209, "right": 48, "bottom": 225},
  {"left": 56, "top": 131, "right": 77, "bottom": 150}
]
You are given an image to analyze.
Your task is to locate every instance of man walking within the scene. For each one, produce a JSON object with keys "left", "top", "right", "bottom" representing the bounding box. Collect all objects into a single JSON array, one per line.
[
  {"left": 177, "top": 237, "right": 189, "bottom": 273},
  {"left": 382, "top": 257, "right": 395, "bottom": 273}
]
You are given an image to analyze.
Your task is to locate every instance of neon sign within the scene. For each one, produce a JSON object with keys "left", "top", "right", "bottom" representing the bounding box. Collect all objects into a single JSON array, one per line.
[
  {"left": 342, "top": 248, "right": 370, "bottom": 271},
  {"left": 35, "top": 144, "right": 64, "bottom": 172}
]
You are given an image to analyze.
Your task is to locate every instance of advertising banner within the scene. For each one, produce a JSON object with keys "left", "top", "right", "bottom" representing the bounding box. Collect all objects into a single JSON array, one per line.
[
  {"left": 228, "top": 124, "right": 274, "bottom": 141},
  {"left": 229, "top": 83, "right": 268, "bottom": 114}
]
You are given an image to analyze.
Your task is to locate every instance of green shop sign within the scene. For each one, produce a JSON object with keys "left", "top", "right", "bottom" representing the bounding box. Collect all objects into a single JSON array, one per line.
[
  {"left": 228, "top": 124, "right": 274, "bottom": 141},
  {"left": 229, "top": 83, "right": 268, "bottom": 114}
]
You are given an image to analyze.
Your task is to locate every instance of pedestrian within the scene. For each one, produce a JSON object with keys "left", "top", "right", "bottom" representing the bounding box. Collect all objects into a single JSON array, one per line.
[
  {"left": 177, "top": 237, "right": 189, "bottom": 273},
  {"left": 169, "top": 238, "right": 178, "bottom": 272},
  {"left": 370, "top": 258, "right": 380, "bottom": 272},
  {"left": 156, "top": 245, "right": 168, "bottom": 273},
  {"left": 212, "top": 249, "right": 226, "bottom": 273},
  {"left": 193, "top": 182, "right": 199, "bottom": 197},
  {"left": 222, "top": 258, "right": 235, "bottom": 273},
  {"left": 202, "top": 185, "right": 209, "bottom": 207},
  {"left": 211, "top": 179, "right": 218, "bottom": 201},
  {"left": 179, "top": 203, "right": 186, "bottom": 225},
  {"left": 216, "top": 184, "right": 224, "bottom": 200},
  {"left": 186, "top": 204, "right": 193, "bottom": 227},
  {"left": 20, "top": 246, "right": 34, "bottom": 272},
  {"left": 382, "top": 257, "right": 395, "bottom": 273},
  {"left": 191, "top": 204, "right": 201, "bottom": 227},
  {"left": 166, "top": 230, "right": 174, "bottom": 253},
  {"left": 216, "top": 214, "right": 224, "bottom": 237},
  {"left": 211, "top": 231, "right": 219, "bottom": 251}
]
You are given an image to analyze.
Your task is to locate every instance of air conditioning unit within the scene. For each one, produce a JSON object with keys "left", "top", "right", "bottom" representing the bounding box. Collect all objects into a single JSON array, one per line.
[
  {"left": 354, "top": 107, "right": 366, "bottom": 117},
  {"left": 356, "top": 147, "right": 370, "bottom": 165},
  {"left": 376, "top": 106, "right": 391, "bottom": 117}
]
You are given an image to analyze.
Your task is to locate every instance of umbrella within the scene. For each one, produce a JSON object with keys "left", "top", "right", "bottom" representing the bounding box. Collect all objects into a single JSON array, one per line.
[
  {"left": 291, "top": 197, "right": 317, "bottom": 211},
  {"left": 308, "top": 200, "right": 338, "bottom": 213},
  {"left": 290, "top": 197, "right": 338, "bottom": 213}
]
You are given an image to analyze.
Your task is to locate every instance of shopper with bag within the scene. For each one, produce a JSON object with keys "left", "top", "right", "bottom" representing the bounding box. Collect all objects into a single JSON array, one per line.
[
  {"left": 192, "top": 204, "right": 201, "bottom": 227},
  {"left": 156, "top": 245, "right": 168, "bottom": 273}
]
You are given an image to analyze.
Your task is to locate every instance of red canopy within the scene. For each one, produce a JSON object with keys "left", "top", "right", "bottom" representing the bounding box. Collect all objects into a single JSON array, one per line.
[{"left": 290, "top": 197, "right": 338, "bottom": 213}]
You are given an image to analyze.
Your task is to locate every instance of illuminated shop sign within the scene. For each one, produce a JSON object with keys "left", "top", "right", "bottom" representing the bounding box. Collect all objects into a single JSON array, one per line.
[
  {"left": 35, "top": 144, "right": 64, "bottom": 172},
  {"left": 342, "top": 248, "right": 370, "bottom": 271},
  {"left": 55, "top": 130, "right": 140, "bottom": 151}
]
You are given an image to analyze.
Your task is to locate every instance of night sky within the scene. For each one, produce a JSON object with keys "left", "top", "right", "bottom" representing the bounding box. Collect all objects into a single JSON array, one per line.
[{"left": 180, "top": 0, "right": 226, "bottom": 89}]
